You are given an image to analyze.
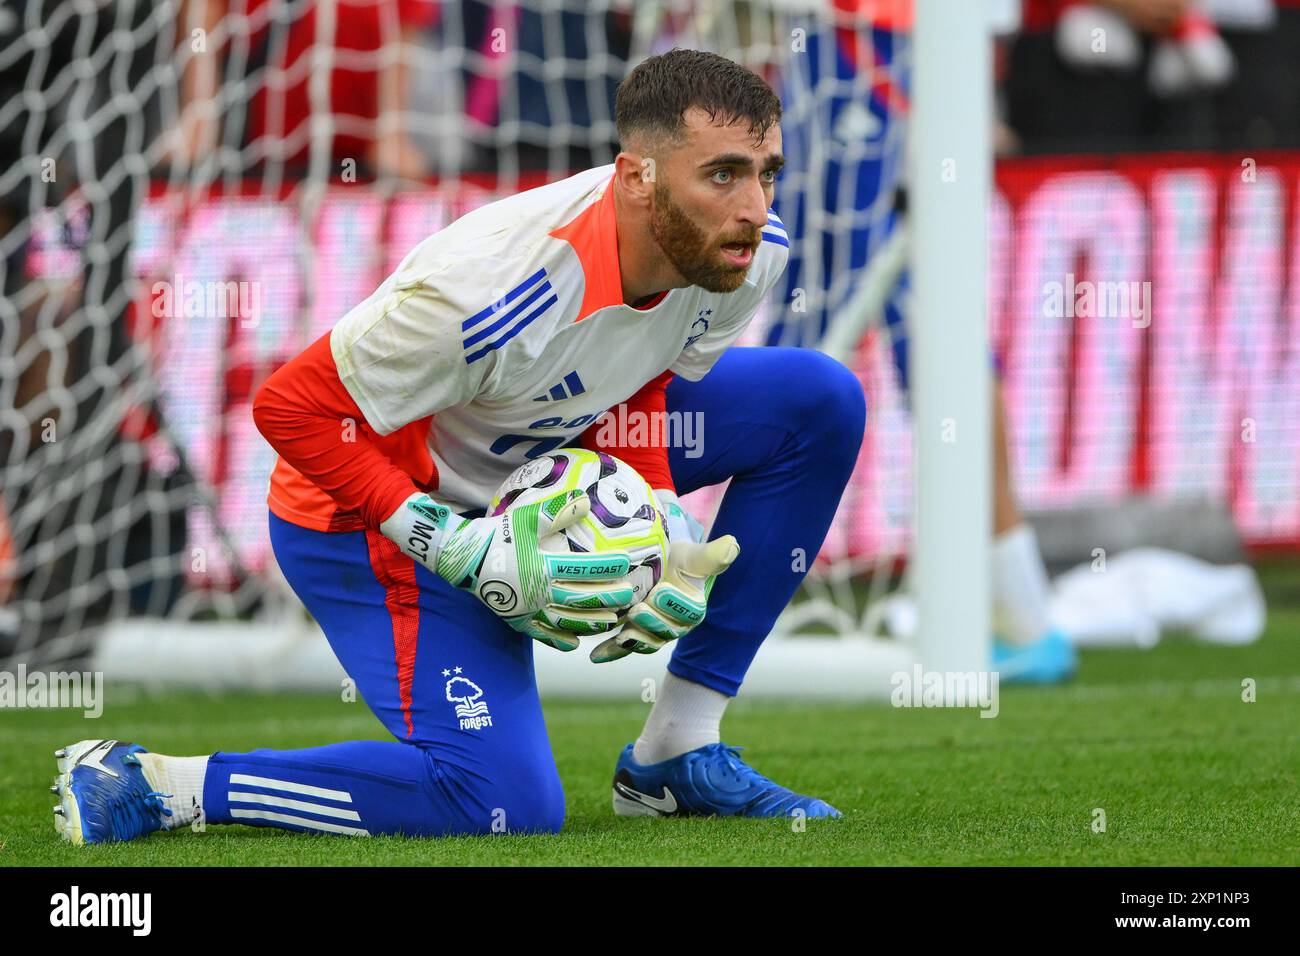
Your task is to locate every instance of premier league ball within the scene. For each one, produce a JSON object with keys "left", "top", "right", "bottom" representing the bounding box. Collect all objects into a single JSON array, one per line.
[{"left": 490, "top": 448, "right": 670, "bottom": 607}]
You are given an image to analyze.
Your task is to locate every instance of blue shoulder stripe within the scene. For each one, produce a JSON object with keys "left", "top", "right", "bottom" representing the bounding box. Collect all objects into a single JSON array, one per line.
[
  {"left": 463, "top": 279, "right": 554, "bottom": 349},
  {"left": 461, "top": 267, "right": 548, "bottom": 332},
  {"left": 465, "top": 292, "right": 558, "bottom": 364}
]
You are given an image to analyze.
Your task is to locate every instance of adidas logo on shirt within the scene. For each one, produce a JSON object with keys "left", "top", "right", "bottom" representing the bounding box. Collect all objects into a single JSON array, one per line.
[{"left": 532, "top": 370, "right": 586, "bottom": 402}]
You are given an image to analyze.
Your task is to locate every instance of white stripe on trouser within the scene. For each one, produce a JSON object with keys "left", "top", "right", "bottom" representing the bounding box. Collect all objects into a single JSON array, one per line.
[
  {"left": 228, "top": 773, "right": 354, "bottom": 802},
  {"left": 229, "top": 808, "right": 370, "bottom": 836},
  {"left": 226, "top": 773, "right": 367, "bottom": 835},
  {"left": 227, "top": 791, "right": 363, "bottom": 821}
]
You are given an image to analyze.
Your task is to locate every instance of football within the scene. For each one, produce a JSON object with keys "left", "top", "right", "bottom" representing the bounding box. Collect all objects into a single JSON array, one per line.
[{"left": 490, "top": 448, "right": 670, "bottom": 608}]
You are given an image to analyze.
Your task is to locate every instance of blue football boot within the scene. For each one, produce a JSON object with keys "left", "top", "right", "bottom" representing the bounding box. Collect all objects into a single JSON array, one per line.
[
  {"left": 992, "top": 628, "right": 1077, "bottom": 685},
  {"left": 612, "top": 742, "right": 841, "bottom": 819},
  {"left": 51, "top": 739, "right": 171, "bottom": 845}
]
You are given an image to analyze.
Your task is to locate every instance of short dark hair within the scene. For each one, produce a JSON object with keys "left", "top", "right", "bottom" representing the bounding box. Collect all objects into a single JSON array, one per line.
[{"left": 615, "top": 49, "right": 782, "bottom": 150}]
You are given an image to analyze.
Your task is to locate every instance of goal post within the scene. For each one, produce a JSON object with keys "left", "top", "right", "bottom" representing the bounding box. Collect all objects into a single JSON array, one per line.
[{"left": 908, "top": 0, "right": 992, "bottom": 674}]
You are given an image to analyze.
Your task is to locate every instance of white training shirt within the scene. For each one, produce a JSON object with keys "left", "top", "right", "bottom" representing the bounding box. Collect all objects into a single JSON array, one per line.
[{"left": 328, "top": 164, "right": 790, "bottom": 512}]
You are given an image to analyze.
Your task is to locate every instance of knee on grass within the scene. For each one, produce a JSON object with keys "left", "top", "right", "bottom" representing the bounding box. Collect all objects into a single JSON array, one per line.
[{"left": 427, "top": 749, "right": 567, "bottom": 837}]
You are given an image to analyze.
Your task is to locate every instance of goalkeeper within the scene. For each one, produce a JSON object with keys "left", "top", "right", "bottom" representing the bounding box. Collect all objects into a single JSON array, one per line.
[{"left": 51, "top": 50, "right": 865, "bottom": 843}]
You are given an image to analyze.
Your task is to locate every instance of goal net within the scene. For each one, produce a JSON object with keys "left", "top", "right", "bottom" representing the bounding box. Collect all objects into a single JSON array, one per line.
[{"left": 0, "top": 0, "right": 913, "bottom": 680}]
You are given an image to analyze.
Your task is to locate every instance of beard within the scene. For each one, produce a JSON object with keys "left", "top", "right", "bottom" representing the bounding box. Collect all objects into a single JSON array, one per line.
[{"left": 649, "top": 181, "right": 759, "bottom": 294}]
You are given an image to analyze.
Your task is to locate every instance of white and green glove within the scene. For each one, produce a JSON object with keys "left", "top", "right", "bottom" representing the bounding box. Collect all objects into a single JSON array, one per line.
[
  {"left": 589, "top": 490, "right": 739, "bottom": 663},
  {"left": 380, "top": 491, "right": 639, "bottom": 652},
  {"left": 658, "top": 488, "right": 707, "bottom": 547}
]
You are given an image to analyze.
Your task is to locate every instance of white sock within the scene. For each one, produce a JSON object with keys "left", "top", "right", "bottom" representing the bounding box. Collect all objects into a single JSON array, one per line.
[
  {"left": 992, "top": 523, "right": 1053, "bottom": 646},
  {"left": 137, "top": 753, "right": 209, "bottom": 829},
  {"left": 633, "top": 672, "right": 731, "bottom": 765}
]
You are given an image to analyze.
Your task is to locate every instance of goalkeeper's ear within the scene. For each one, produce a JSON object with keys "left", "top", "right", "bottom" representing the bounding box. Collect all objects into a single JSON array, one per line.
[{"left": 613, "top": 149, "right": 656, "bottom": 208}]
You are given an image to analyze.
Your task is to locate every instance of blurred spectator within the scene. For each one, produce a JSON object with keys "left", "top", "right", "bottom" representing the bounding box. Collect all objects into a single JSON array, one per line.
[
  {"left": 1207, "top": 0, "right": 1300, "bottom": 148},
  {"left": 166, "top": 0, "right": 440, "bottom": 181},
  {"left": 438, "top": 1, "right": 632, "bottom": 176},
  {"left": 510, "top": 3, "right": 631, "bottom": 173},
  {"left": 1006, "top": 0, "right": 1232, "bottom": 153}
]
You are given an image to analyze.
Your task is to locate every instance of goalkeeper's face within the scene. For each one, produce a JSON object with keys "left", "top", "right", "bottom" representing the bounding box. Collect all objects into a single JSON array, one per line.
[{"left": 649, "top": 108, "right": 783, "bottom": 294}]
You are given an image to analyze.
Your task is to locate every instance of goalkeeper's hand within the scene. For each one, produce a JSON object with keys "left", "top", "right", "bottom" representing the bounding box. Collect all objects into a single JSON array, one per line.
[
  {"left": 589, "top": 490, "right": 739, "bottom": 663},
  {"left": 380, "top": 491, "right": 639, "bottom": 652},
  {"left": 657, "top": 488, "right": 707, "bottom": 547}
]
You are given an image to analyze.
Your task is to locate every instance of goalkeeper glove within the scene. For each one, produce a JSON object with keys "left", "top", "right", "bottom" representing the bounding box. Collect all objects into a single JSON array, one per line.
[
  {"left": 656, "top": 488, "right": 706, "bottom": 546},
  {"left": 589, "top": 489, "right": 739, "bottom": 663},
  {"left": 380, "top": 491, "right": 639, "bottom": 652}
]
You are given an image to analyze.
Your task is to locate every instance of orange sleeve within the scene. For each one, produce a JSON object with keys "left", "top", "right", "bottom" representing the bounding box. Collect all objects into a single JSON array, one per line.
[
  {"left": 580, "top": 370, "right": 675, "bottom": 492},
  {"left": 252, "top": 332, "right": 422, "bottom": 530}
]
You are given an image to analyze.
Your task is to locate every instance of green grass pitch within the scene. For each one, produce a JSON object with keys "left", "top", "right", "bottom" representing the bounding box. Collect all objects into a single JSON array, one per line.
[{"left": 3, "top": 573, "right": 1298, "bottom": 866}]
